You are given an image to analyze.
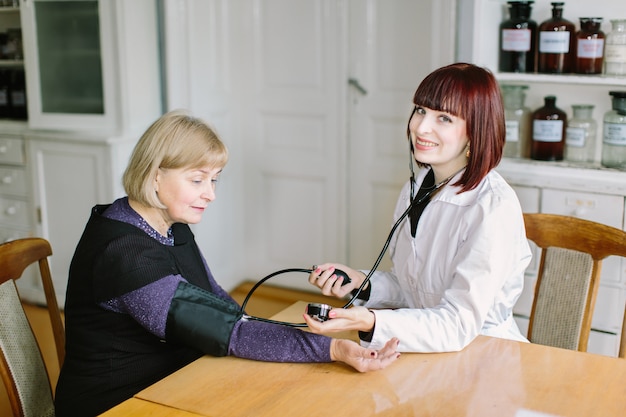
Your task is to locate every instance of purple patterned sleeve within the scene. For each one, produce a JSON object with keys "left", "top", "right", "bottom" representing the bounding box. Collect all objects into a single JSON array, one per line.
[
  {"left": 229, "top": 320, "right": 332, "bottom": 362},
  {"left": 101, "top": 275, "right": 186, "bottom": 339},
  {"left": 100, "top": 198, "right": 332, "bottom": 362}
]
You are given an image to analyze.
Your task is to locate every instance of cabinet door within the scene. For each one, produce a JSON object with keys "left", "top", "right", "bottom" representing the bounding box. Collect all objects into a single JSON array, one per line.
[
  {"left": 541, "top": 188, "right": 624, "bottom": 286},
  {"left": 510, "top": 185, "right": 540, "bottom": 318},
  {"left": 28, "top": 138, "right": 110, "bottom": 303},
  {"left": 19, "top": 0, "right": 161, "bottom": 133},
  {"left": 19, "top": 0, "right": 115, "bottom": 130}
]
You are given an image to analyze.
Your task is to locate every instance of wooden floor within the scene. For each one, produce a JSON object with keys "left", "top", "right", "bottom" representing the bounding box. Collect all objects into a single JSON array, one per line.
[{"left": 1, "top": 282, "right": 339, "bottom": 416}]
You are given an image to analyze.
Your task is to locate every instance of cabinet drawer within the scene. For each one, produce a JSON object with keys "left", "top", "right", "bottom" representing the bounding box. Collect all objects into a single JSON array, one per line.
[
  {"left": 0, "top": 166, "right": 28, "bottom": 197},
  {"left": 541, "top": 189, "right": 623, "bottom": 228},
  {"left": 0, "top": 227, "right": 31, "bottom": 244},
  {"left": 541, "top": 189, "right": 624, "bottom": 285},
  {"left": 0, "top": 137, "right": 25, "bottom": 165},
  {"left": 0, "top": 197, "right": 31, "bottom": 228},
  {"left": 511, "top": 185, "right": 540, "bottom": 213}
]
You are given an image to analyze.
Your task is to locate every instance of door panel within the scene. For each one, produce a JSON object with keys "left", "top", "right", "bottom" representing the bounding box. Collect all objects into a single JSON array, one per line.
[
  {"left": 347, "top": 0, "right": 456, "bottom": 271},
  {"left": 161, "top": 0, "right": 456, "bottom": 291}
]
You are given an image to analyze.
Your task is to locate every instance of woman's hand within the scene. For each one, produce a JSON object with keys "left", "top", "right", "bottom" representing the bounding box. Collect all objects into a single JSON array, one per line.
[
  {"left": 330, "top": 337, "right": 400, "bottom": 372},
  {"left": 303, "top": 305, "right": 375, "bottom": 334},
  {"left": 308, "top": 263, "right": 366, "bottom": 298}
]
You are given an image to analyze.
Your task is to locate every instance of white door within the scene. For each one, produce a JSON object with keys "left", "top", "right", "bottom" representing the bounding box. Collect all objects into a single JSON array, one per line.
[
  {"left": 162, "top": 0, "right": 456, "bottom": 291},
  {"left": 346, "top": 0, "right": 456, "bottom": 272}
]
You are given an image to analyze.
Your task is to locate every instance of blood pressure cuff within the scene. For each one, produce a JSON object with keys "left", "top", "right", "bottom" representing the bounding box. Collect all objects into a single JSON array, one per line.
[{"left": 166, "top": 281, "right": 243, "bottom": 357}]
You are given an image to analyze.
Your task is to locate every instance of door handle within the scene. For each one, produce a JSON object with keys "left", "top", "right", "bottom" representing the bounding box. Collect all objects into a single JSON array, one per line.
[{"left": 348, "top": 78, "right": 368, "bottom": 95}]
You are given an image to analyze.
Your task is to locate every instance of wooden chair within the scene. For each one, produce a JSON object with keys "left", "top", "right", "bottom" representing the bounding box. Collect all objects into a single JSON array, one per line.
[
  {"left": 523, "top": 213, "right": 626, "bottom": 353},
  {"left": 0, "top": 238, "right": 65, "bottom": 417}
]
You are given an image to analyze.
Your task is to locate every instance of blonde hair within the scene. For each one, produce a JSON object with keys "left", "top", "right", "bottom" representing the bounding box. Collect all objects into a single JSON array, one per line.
[{"left": 123, "top": 110, "right": 229, "bottom": 208}]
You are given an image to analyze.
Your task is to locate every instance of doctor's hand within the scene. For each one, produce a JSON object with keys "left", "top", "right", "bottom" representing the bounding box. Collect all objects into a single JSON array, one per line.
[
  {"left": 308, "top": 263, "right": 367, "bottom": 298},
  {"left": 303, "top": 305, "right": 376, "bottom": 334},
  {"left": 329, "top": 337, "right": 400, "bottom": 372}
]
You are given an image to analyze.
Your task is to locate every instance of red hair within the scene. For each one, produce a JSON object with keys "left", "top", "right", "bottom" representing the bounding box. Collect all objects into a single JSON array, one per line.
[{"left": 407, "top": 63, "right": 505, "bottom": 192}]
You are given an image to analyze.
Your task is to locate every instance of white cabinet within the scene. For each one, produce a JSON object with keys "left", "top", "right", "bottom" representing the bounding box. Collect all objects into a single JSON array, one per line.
[
  {"left": 23, "top": 133, "right": 137, "bottom": 304},
  {"left": 461, "top": 0, "right": 626, "bottom": 165},
  {"left": 1, "top": 0, "right": 162, "bottom": 304},
  {"left": 498, "top": 158, "right": 626, "bottom": 357},
  {"left": 463, "top": 0, "right": 626, "bottom": 357},
  {"left": 0, "top": 124, "right": 30, "bottom": 243}
]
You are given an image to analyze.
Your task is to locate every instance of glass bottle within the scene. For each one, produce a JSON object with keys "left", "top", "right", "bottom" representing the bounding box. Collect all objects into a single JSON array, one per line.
[
  {"left": 531, "top": 95, "right": 566, "bottom": 161},
  {"left": 601, "top": 91, "right": 626, "bottom": 170},
  {"left": 576, "top": 18, "right": 605, "bottom": 74},
  {"left": 538, "top": 2, "right": 576, "bottom": 73},
  {"left": 604, "top": 19, "right": 626, "bottom": 76},
  {"left": 9, "top": 69, "right": 27, "bottom": 120},
  {"left": 565, "top": 105, "right": 597, "bottom": 163},
  {"left": 499, "top": 1, "right": 537, "bottom": 73},
  {"left": 501, "top": 84, "right": 531, "bottom": 158},
  {"left": 0, "top": 69, "right": 9, "bottom": 118}
]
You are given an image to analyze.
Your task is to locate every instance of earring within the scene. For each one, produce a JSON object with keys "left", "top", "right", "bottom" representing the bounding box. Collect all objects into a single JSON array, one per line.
[{"left": 466, "top": 147, "right": 471, "bottom": 158}]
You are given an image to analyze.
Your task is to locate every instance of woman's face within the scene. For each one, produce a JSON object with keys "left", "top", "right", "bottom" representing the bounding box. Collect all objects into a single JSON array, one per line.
[
  {"left": 154, "top": 165, "right": 222, "bottom": 226},
  {"left": 408, "top": 105, "right": 469, "bottom": 181}
]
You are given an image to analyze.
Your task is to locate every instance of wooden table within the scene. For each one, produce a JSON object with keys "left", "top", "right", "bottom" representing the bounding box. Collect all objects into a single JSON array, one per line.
[{"left": 131, "top": 301, "right": 626, "bottom": 417}]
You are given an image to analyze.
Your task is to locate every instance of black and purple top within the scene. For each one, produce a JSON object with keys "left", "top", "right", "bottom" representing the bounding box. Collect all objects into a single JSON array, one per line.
[{"left": 55, "top": 197, "right": 331, "bottom": 417}]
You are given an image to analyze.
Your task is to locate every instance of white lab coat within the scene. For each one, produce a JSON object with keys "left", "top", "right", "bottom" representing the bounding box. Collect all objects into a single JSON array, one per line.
[{"left": 358, "top": 168, "right": 531, "bottom": 352}]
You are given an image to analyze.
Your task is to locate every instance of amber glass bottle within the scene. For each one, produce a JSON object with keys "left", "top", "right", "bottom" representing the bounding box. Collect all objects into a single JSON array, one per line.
[
  {"left": 538, "top": 2, "right": 575, "bottom": 73},
  {"left": 576, "top": 18, "right": 605, "bottom": 74},
  {"left": 531, "top": 96, "right": 567, "bottom": 161},
  {"left": 499, "top": 1, "right": 537, "bottom": 73}
]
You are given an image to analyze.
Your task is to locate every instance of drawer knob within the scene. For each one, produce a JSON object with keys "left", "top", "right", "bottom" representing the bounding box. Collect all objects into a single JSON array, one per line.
[
  {"left": 5, "top": 206, "right": 17, "bottom": 216},
  {"left": 2, "top": 176, "right": 12, "bottom": 184},
  {"left": 0, "top": 145, "right": 7, "bottom": 154}
]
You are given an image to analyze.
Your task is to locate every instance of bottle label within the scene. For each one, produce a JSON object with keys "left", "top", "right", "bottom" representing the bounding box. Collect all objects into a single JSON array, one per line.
[
  {"left": 604, "top": 45, "right": 626, "bottom": 63},
  {"left": 603, "top": 122, "right": 626, "bottom": 146},
  {"left": 566, "top": 127, "right": 585, "bottom": 147},
  {"left": 577, "top": 39, "right": 604, "bottom": 58},
  {"left": 502, "top": 29, "right": 532, "bottom": 52},
  {"left": 533, "top": 120, "right": 563, "bottom": 142},
  {"left": 505, "top": 120, "right": 520, "bottom": 142},
  {"left": 539, "top": 31, "right": 571, "bottom": 53}
]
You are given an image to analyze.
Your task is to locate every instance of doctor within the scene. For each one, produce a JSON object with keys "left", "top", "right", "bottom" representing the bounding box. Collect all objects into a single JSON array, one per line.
[{"left": 305, "top": 63, "right": 531, "bottom": 352}]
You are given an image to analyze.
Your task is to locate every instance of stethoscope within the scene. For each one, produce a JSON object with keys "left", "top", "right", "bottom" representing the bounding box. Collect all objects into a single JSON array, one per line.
[
  {"left": 239, "top": 197, "right": 415, "bottom": 327},
  {"left": 240, "top": 131, "right": 454, "bottom": 327}
]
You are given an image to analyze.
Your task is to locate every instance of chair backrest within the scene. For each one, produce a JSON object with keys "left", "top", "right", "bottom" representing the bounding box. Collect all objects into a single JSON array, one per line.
[
  {"left": 523, "top": 213, "right": 626, "bottom": 354},
  {"left": 0, "top": 238, "right": 64, "bottom": 417}
]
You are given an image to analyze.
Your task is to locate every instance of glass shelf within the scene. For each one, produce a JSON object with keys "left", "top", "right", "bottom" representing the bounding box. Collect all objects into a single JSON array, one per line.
[
  {"left": 0, "top": 6, "right": 19, "bottom": 14},
  {"left": 0, "top": 59, "right": 23, "bottom": 67},
  {"left": 496, "top": 72, "right": 626, "bottom": 87}
]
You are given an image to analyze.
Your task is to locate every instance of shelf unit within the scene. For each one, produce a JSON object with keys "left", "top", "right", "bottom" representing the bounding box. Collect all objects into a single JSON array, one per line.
[
  {"left": 0, "top": 0, "right": 162, "bottom": 306},
  {"left": 461, "top": 0, "right": 626, "bottom": 357}
]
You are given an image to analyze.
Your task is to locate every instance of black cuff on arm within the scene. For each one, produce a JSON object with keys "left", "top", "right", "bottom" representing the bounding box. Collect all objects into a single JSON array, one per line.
[{"left": 166, "top": 282, "right": 243, "bottom": 357}]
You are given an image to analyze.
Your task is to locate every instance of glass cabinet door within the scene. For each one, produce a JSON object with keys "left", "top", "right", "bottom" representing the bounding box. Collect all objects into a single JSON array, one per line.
[
  {"left": 35, "top": 1, "right": 103, "bottom": 114},
  {"left": 20, "top": 0, "right": 116, "bottom": 131}
]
